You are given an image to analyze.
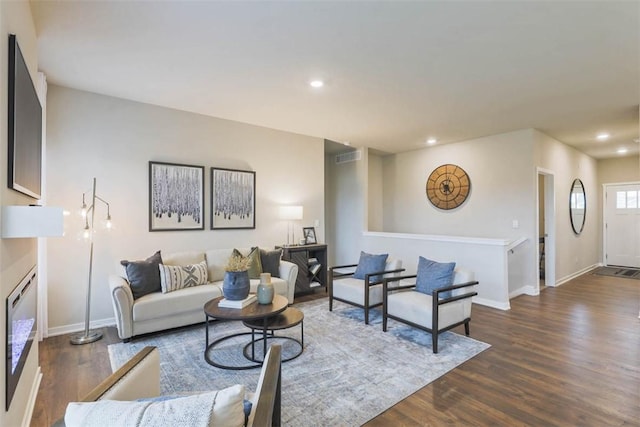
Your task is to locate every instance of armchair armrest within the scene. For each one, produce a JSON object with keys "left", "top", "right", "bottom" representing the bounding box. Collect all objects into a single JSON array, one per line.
[
  {"left": 278, "top": 260, "right": 298, "bottom": 304},
  {"left": 435, "top": 280, "right": 479, "bottom": 306},
  {"left": 109, "top": 274, "right": 135, "bottom": 340},
  {"left": 329, "top": 264, "right": 357, "bottom": 279},
  {"left": 364, "top": 268, "right": 406, "bottom": 285}
]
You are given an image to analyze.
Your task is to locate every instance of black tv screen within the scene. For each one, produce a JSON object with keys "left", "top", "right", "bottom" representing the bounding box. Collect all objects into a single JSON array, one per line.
[{"left": 8, "top": 34, "right": 42, "bottom": 200}]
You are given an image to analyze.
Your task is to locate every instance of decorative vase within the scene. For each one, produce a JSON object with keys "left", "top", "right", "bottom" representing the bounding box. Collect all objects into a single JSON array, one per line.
[
  {"left": 257, "top": 273, "right": 274, "bottom": 305},
  {"left": 222, "top": 270, "right": 250, "bottom": 301}
]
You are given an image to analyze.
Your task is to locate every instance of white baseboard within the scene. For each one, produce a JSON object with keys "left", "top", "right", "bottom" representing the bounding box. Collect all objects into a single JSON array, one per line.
[
  {"left": 22, "top": 367, "right": 42, "bottom": 427},
  {"left": 473, "top": 297, "right": 510, "bottom": 311},
  {"left": 509, "top": 285, "right": 538, "bottom": 298},
  {"left": 554, "top": 263, "right": 600, "bottom": 287},
  {"left": 47, "top": 317, "right": 115, "bottom": 338}
]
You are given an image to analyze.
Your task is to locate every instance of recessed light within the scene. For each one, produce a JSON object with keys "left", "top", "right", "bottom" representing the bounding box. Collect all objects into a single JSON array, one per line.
[
  {"left": 596, "top": 133, "right": 610, "bottom": 141},
  {"left": 343, "top": 141, "right": 351, "bottom": 146},
  {"left": 617, "top": 148, "right": 628, "bottom": 154},
  {"left": 309, "top": 80, "right": 324, "bottom": 88},
  {"left": 426, "top": 138, "right": 437, "bottom": 145}
]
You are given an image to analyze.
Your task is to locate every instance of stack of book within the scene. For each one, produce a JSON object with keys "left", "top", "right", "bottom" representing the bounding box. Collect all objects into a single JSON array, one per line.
[{"left": 218, "top": 294, "right": 257, "bottom": 309}]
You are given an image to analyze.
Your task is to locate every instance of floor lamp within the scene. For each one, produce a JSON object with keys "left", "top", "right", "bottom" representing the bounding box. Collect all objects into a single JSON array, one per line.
[
  {"left": 279, "top": 205, "right": 303, "bottom": 246},
  {"left": 70, "top": 178, "right": 112, "bottom": 345}
]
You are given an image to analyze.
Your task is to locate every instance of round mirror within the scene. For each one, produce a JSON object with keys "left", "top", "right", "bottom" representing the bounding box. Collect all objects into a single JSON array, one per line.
[{"left": 569, "top": 179, "right": 586, "bottom": 235}]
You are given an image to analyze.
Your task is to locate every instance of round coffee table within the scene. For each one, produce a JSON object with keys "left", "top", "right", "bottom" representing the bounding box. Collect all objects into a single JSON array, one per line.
[
  {"left": 204, "top": 294, "right": 287, "bottom": 370},
  {"left": 242, "top": 307, "right": 304, "bottom": 363}
]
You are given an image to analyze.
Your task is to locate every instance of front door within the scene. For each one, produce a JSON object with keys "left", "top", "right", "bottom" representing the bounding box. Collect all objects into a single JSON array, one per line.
[{"left": 605, "top": 183, "right": 640, "bottom": 268}]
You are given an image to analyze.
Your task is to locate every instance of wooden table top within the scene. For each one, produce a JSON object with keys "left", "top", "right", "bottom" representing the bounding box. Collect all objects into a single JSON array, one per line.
[
  {"left": 204, "top": 294, "right": 288, "bottom": 321},
  {"left": 243, "top": 307, "right": 304, "bottom": 330}
]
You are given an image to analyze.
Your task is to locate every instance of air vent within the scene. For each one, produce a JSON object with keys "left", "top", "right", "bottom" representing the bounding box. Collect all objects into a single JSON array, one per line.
[{"left": 335, "top": 150, "right": 361, "bottom": 164}]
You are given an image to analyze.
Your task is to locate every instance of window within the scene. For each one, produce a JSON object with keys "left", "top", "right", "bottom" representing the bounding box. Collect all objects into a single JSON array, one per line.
[{"left": 617, "top": 190, "right": 640, "bottom": 209}]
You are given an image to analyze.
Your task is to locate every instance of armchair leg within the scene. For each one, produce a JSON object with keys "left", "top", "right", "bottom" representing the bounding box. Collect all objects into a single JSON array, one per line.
[
  {"left": 365, "top": 308, "right": 369, "bottom": 325},
  {"left": 464, "top": 321, "right": 470, "bottom": 336},
  {"left": 382, "top": 313, "right": 387, "bottom": 331},
  {"left": 432, "top": 333, "right": 438, "bottom": 354},
  {"left": 329, "top": 296, "right": 333, "bottom": 312}
]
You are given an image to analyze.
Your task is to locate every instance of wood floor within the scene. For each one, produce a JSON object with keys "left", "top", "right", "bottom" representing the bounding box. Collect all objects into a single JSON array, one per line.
[{"left": 31, "top": 272, "right": 639, "bottom": 426}]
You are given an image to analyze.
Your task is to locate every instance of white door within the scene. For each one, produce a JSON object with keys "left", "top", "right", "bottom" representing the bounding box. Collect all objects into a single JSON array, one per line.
[{"left": 605, "top": 183, "right": 640, "bottom": 268}]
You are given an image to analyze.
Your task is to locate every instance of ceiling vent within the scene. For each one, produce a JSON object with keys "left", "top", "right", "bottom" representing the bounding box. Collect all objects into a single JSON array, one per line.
[{"left": 335, "top": 150, "right": 361, "bottom": 164}]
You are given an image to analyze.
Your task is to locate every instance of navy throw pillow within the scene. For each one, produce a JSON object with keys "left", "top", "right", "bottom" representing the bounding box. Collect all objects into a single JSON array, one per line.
[
  {"left": 353, "top": 251, "right": 388, "bottom": 283},
  {"left": 260, "top": 248, "right": 282, "bottom": 278},
  {"left": 121, "top": 250, "right": 163, "bottom": 299},
  {"left": 415, "top": 256, "right": 456, "bottom": 299}
]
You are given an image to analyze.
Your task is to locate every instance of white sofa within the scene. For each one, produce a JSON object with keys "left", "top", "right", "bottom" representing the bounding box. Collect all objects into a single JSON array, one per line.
[{"left": 110, "top": 248, "right": 298, "bottom": 341}]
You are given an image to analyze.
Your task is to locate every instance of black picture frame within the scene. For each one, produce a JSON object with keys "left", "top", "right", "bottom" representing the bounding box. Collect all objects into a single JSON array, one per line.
[
  {"left": 303, "top": 227, "right": 317, "bottom": 244},
  {"left": 149, "top": 161, "right": 204, "bottom": 231},
  {"left": 211, "top": 167, "right": 256, "bottom": 230}
]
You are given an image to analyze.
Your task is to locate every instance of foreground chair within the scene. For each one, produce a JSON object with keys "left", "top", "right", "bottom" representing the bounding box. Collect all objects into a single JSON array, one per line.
[
  {"left": 382, "top": 267, "right": 478, "bottom": 353},
  {"left": 54, "top": 345, "right": 282, "bottom": 427},
  {"left": 329, "top": 253, "right": 404, "bottom": 324}
]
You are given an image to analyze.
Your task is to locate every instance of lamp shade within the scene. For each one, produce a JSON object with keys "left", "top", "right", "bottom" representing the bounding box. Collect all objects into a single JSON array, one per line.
[
  {"left": 2, "top": 206, "right": 64, "bottom": 238},
  {"left": 279, "top": 205, "right": 303, "bottom": 220}
]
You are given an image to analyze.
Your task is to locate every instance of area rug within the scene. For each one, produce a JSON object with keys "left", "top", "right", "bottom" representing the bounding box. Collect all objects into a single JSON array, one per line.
[
  {"left": 593, "top": 266, "right": 640, "bottom": 280},
  {"left": 108, "top": 299, "right": 490, "bottom": 426}
]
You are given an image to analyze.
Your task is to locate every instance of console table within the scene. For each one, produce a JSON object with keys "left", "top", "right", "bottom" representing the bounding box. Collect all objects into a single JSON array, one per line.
[{"left": 279, "top": 244, "right": 328, "bottom": 297}]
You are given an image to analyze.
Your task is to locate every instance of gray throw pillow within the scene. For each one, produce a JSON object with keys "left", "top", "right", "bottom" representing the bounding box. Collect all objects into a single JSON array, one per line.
[
  {"left": 120, "top": 251, "right": 163, "bottom": 299},
  {"left": 353, "top": 251, "right": 388, "bottom": 283},
  {"left": 260, "top": 248, "right": 282, "bottom": 278},
  {"left": 415, "top": 256, "right": 456, "bottom": 299}
]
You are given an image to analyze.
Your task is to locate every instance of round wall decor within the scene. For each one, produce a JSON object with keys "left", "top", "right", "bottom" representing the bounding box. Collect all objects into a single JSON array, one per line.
[{"left": 426, "top": 164, "right": 471, "bottom": 210}]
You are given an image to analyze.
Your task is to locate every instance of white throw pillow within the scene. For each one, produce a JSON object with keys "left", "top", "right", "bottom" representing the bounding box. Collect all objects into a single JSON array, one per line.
[
  {"left": 64, "top": 385, "right": 245, "bottom": 427},
  {"left": 158, "top": 261, "right": 208, "bottom": 293}
]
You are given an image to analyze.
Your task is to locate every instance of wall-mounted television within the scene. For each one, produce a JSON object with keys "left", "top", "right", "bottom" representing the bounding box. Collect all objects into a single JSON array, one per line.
[{"left": 8, "top": 34, "right": 42, "bottom": 200}]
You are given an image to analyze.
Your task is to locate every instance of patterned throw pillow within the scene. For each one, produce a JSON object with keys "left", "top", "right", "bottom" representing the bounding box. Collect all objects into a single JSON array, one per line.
[
  {"left": 159, "top": 261, "right": 208, "bottom": 293},
  {"left": 353, "top": 251, "right": 389, "bottom": 283},
  {"left": 415, "top": 256, "right": 456, "bottom": 299},
  {"left": 232, "top": 247, "right": 263, "bottom": 279},
  {"left": 121, "top": 251, "right": 163, "bottom": 299}
]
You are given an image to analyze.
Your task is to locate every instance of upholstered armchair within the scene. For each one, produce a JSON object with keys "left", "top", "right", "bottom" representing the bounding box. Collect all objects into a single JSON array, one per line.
[
  {"left": 329, "top": 252, "right": 404, "bottom": 324},
  {"left": 382, "top": 264, "right": 478, "bottom": 353}
]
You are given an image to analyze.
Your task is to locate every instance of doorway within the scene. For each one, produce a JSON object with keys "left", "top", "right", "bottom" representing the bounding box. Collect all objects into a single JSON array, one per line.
[
  {"left": 604, "top": 182, "right": 640, "bottom": 268},
  {"left": 537, "top": 169, "right": 556, "bottom": 290}
]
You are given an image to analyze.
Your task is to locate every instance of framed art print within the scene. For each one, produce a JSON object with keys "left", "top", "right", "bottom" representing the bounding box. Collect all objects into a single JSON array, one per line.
[
  {"left": 149, "top": 161, "right": 204, "bottom": 231},
  {"left": 303, "top": 227, "right": 317, "bottom": 244},
  {"left": 211, "top": 167, "right": 256, "bottom": 229}
]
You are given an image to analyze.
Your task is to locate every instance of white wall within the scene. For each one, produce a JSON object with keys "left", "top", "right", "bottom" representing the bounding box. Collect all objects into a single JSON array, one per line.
[
  {"left": 533, "top": 130, "right": 599, "bottom": 282},
  {"left": 45, "top": 85, "right": 325, "bottom": 333},
  {"left": 381, "top": 129, "right": 535, "bottom": 240},
  {"left": 0, "top": 1, "right": 41, "bottom": 425}
]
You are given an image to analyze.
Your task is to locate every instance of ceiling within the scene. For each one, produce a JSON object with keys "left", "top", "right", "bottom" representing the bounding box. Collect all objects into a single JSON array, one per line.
[{"left": 31, "top": 1, "right": 639, "bottom": 159}]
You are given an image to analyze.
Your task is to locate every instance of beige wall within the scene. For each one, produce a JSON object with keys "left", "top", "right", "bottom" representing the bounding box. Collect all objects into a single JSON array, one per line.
[
  {"left": 597, "top": 155, "right": 640, "bottom": 184},
  {"left": 0, "top": 1, "right": 41, "bottom": 425},
  {"left": 533, "top": 130, "right": 599, "bottom": 282},
  {"left": 45, "top": 85, "right": 325, "bottom": 333}
]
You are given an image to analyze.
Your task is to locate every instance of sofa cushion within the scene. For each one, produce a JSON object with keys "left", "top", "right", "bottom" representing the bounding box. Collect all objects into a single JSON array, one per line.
[
  {"left": 158, "top": 261, "right": 208, "bottom": 293},
  {"left": 132, "top": 284, "right": 222, "bottom": 322},
  {"left": 415, "top": 256, "right": 456, "bottom": 298},
  {"left": 64, "top": 385, "right": 246, "bottom": 427},
  {"left": 232, "top": 247, "right": 262, "bottom": 279},
  {"left": 121, "top": 251, "right": 163, "bottom": 300},
  {"left": 260, "top": 248, "right": 282, "bottom": 278},
  {"left": 353, "top": 251, "right": 389, "bottom": 282},
  {"left": 162, "top": 251, "right": 205, "bottom": 266},
  {"left": 205, "top": 249, "right": 235, "bottom": 282}
]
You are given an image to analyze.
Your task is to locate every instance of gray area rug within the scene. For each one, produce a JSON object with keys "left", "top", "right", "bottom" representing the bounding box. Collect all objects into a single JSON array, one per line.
[
  {"left": 109, "top": 299, "right": 490, "bottom": 426},
  {"left": 593, "top": 266, "right": 640, "bottom": 280}
]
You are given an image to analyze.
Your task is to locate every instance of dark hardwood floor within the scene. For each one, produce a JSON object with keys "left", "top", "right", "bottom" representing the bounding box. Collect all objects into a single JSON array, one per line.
[{"left": 31, "top": 273, "right": 639, "bottom": 426}]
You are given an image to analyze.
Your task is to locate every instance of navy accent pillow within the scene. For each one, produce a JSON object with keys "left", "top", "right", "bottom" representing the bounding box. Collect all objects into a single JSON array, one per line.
[
  {"left": 120, "top": 251, "right": 163, "bottom": 300},
  {"left": 260, "top": 248, "right": 282, "bottom": 278},
  {"left": 415, "top": 256, "right": 456, "bottom": 299},
  {"left": 353, "top": 251, "right": 388, "bottom": 282}
]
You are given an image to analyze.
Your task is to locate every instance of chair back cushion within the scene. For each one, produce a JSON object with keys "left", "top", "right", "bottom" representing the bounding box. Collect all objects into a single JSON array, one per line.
[
  {"left": 415, "top": 256, "right": 456, "bottom": 298},
  {"left": 353, "top": 251, "right": 389, "bottom": 282}
]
